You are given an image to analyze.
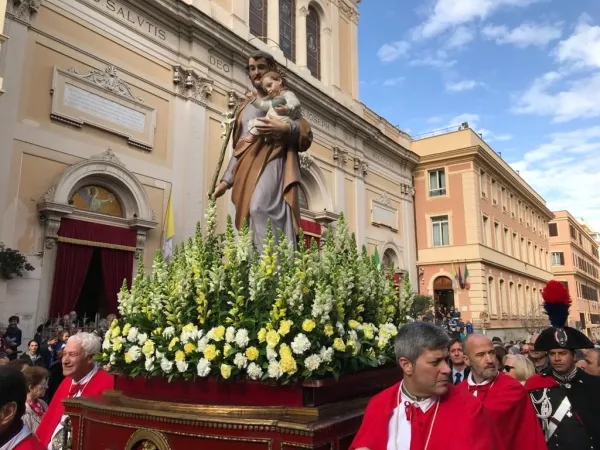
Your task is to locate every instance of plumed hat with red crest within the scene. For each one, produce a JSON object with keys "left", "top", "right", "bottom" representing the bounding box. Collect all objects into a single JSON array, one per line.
[{"left": 534, "top": 280, "right": 594, "bottom": 351}]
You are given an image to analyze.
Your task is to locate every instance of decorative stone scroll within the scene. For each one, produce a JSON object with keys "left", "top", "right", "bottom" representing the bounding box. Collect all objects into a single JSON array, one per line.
[
  {"left": 299, "top": 153, "right": 315, "bottom": 171},
  {"left": 332, "top": 147, "right": 348, "bottom": 166},
  {"left": 7, "top": 0, "right": 40, "bottom": 24},
  {"left": 50, "top": 66, "right": 157, "bottom": 151},
  {"left": 173, "top": 66, "right": 213, "bottom": 102},
  {"left": 353, "top": 157, "right": 368, "bottom": 178},
  {"left": 332, "top": 0, "right": 359, "bottom": 23}
]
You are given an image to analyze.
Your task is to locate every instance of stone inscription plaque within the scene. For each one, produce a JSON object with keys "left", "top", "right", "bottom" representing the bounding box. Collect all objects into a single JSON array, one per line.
[{"left": 64, "top": 84, "right": 146, "bottom": 133}]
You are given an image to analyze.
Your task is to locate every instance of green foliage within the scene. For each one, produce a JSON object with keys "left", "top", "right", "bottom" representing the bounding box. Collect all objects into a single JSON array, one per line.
[{"left": 0, "top": 247, "right": 34, "bottom": 280}]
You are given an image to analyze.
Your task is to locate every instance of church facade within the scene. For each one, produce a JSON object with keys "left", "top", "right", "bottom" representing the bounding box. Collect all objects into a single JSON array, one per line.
[{"left": 0, "top": 0, "right": 418, "bottom": 339}]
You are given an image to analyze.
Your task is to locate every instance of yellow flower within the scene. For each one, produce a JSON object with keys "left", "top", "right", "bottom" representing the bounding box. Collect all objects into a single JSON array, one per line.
[
  {"left": 152, "top": 328, "right": 163, "bottom": 336},
  {"left": 324, "top": 324, "right": 334, "bottom": 337},
  {"left": 333, "top": 338, "right": 346, "bottom": 352},
  {"left": 110, "top": 319, "right": 118, "bottom": 329},
  {"left": 347, "top": 339, "right": 359, "bottom": 355},
  {"left": 112, "top": 341, "right": 123, "bottom": 352},
  {"left": 220, "top": 364, "right": 232, "bottom": 379},
  {"left": 182, "top": 323, "right": 195, "bottom": 333},
  {"left": 363, "top": 324, "right": 374, "bottom": 340},
  {"left": 142, "top": 340, "right": 155, "bottom": 356},
  {"left": 184, "top": 343, "right": 196, "bottom": 354},
  {"left": 203, "top": 344, "right": 217, "bottom": 361},
  {"left": 245, "top": 346, "right": 259, "bottom": 361},
  {"left": 111, "top": 326, "right": 121, "bottom": 338},
  {"left": 122, "top": 323, "right": 132, "bottom": 337},
  {"left": 213, "top": 326, "right": 225, "bottom": 341},
  {"left": 168, "top": 337, "right": 179, "bottom": 351},
  {"left": 348, "top": 320, "right": 359, "bottom": 330},
  {"left": 175, "top": 350, "right": 186, "bottom": 362},
  {"left": 302, "top": 319, "right": 316, "bottom": 332},
  {"left": 266, "top": 329, "right": 280, "bottom": 348},
  {"left": 223, "top": 343, "right": 232, "bottom": 356},
  {"left": 279, "top": 343, "right": 292, "bottom": 358},
  {"left": 280, "top": 356, "right": 297, "bottom": 374},
  {"left": 257, "top": 328, "right": 267, "bottom": 343},
  {"left": 278, "top": 320, "right": 293, "bottom": 336},
  {"left": 124, "top": 353, "right": 133, "bottom": 364}
]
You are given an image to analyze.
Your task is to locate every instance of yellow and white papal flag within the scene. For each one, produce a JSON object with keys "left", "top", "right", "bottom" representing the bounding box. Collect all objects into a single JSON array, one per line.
[{"left": 162, "top": 194, "right": 175, "bottom": 261}]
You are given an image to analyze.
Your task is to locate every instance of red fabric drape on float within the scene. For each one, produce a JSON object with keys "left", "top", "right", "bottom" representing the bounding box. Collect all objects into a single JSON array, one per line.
[
  {"left": 100, "top": 248, "right": 134, "bottom": 314},
  {"left": 49, "top": 243, "right": 94, "bottom": 317},
  {"left": 299, "top": 218, "right": 321, "bottom": 249},
  {"left": 49, "top": 218, "right": 137, "bottom": 316}
]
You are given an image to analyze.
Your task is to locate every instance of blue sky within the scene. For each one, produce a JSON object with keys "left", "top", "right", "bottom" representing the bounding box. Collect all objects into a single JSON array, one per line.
[{"left": 357, "top": 0, "right": 600, "bottom": 230}]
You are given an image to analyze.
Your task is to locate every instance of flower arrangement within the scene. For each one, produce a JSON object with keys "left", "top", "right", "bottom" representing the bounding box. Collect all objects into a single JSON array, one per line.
[{"left": 99, "top": 202, "right": 404, "bottom": 383}]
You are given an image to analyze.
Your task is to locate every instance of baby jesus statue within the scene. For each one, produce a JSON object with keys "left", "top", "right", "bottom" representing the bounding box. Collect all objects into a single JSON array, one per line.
[{"left": 242, "top": 71, "right": 302, "bottom": 143}]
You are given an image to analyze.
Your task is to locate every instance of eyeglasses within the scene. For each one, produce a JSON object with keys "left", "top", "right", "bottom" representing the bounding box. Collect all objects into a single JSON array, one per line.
[{"left": 503, "top": 365, "right": 514, "bottom": 372}]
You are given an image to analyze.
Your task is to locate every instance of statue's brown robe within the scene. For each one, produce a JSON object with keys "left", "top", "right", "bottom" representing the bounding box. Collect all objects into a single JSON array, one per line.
[{"left": 229, "top": 100, "right": 313, "bottom": 234}]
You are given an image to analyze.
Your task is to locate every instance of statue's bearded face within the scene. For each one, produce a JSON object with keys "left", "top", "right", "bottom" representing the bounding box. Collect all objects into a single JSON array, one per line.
[{"left": 247, "top": 57, "right": 271, "bottom": 90}]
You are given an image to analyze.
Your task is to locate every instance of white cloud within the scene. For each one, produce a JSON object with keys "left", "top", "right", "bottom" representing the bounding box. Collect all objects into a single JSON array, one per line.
[
  {"left": 409, "top": 54, "right": 457, "bottom": 68},
  {"left": 445, "top": 79, "right": 482, "bottom": 92},
  {"left": 427, "top": 116, "right": 444, "bottom": 124},
  {"left": 446, "top": 26, "right": 476, "bottom": 48},
  {"left": 377, "top": 41, "right": 410, "bottom": 62},
  {"left": 554, "top": 23, "right": 600, "bottom": 69},
  {"left": 510, "top": 126, "right": 600, "bottom": 229},
  {"left": 383, "top": 76, "right": 405, "bottom": 86},
  {"left": 445, "top": 113, "right": 513, "bottom": 142},
  {"left": 415, "top": 0, "right": 542, "bottom": 39},
  {"left": 513, "top": 71, "right": 600, "bottom": 122},
  {"left": 482, "top": 22, "right": 562, "bottom": 48}
]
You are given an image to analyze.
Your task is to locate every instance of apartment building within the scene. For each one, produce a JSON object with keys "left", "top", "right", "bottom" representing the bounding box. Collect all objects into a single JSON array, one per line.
[
  {"left": 549, "top": 211, "right": 600, "bottom": 340},
  {"left": 413, "top": 126, "right": 554, "bottom": 340}
]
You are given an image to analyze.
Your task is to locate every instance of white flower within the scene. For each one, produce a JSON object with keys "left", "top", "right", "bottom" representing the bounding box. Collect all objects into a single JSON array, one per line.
[
  {"left": 126, "top": 345, "right": 142, "bottom": 362},
  {"left": 160, "top": 358, "right": 173, "bottom": 373},
  {"left": 348, "top": 330, "right": 358, "bottom": 342},
  {"left": 336, "top": 322, "right": 345, "bottom": 335},
  {"left": 233, "top": 352, "right": 248, "bottom": 369},
  {"left": 234, "top": 329, "right": 250, "bottom": 348},
  {"left": 247, "top": 362, "right": 263, "bottom": 380},
  {"left": 197, "top": 358, "right": 211, "bottom": 377},
  {"left": 126, "top": 327, "right": 139, "bottom": 343},
  {"left": 206, "top": 328, "right": 215, "bottom": 340},
  {"left": 176, "top": 360, "right": 188, "bottom": 373},
  {"left": 291, "top": 333, "right": 311, "bottom": 355},
  {"left": 109, "top": 353, "right": 116, "bottom": 364},
  {"left": 145, "top": 356, "right": 155, "bottom": 372},
  {"left": 267, "top": 360, "right": 283, "bottom": 379},
  {"left": 155, "top": 350, "right": 164, "bottom": 360},
  {"left": 319, "top": 346, "right": 333, "bottom": 363},
  {"left": 266, "top": 347, "right": 278, "bottom": 361},
  {"left": 137, "top": 333, "right": 148, "bottom": 346},
  {"left": 377, "top": 354, "right": 387, "bottom": 366},
  {"left": 163, "top": 327, "right": 175, "bottom": 338},
  {"left": 197, "top": 337, "right": 209, "bottom": 352},
  {"left": 304, "top": 354, "right": 322, "bottom": 371},
  {"left": 102, "top": 335, "right": 111, "bottom": 351},
  {"left": 225, "top": 326, "right": 236, "bottom": 343}
]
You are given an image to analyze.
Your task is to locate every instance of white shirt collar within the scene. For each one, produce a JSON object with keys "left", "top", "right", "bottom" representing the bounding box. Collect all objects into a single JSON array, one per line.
[
  {"left": 72, "top": 365, "right": 99, "bottom": 386},
  {"left": 401, "top": 383, "right": 437, "bottom": 413},
  {"left": 467, "top": 372, "right": 493, "bottom": 387}
]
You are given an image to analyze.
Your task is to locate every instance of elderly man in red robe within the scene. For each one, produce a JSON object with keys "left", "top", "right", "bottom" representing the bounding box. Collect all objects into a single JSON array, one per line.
[
  {"left": 36, "top": 333, "right": 113, "bottom": 449},
  {"left": 456, "top": 334, "right": 547, "bottom": 450},
  {"left": 0, "top": 367, "right": 45, "bottom": 449},
  {"left": 351, "top": 322, "right": 502, "bottom": 450}
]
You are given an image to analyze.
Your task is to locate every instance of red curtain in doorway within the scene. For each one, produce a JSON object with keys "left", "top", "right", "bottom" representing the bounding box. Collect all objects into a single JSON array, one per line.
[
  {"left": 100, "top": 248, "right": 134, "bottom": 315},
  {"left": 49, "top": 243, "right": 94, "bottom": 317},
  {"left": 299, "top": 219, "right": 321, "bottom": 249},
  {"left": 50, "top": 218, "right": 137, "bottom": 317}
]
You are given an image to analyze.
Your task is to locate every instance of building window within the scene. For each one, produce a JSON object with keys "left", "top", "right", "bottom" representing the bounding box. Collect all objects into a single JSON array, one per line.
[
  {"left": 298, "top": 185, "right": 309, "bottom": 210},
  {"left": 492, "top": 179, "right": 498, "bottom": 205},
  {"left": 517, "top": 284, "right": 523, "bottom": 316},
  {"left": 482, "top": 215, "right": 491, "bottom": 246},
  {"left": 510, "top": 194, "right": 516, "bottom": 217},
  {"left": 249, "top": 0, "right": 268, "bottom": 41},
  {"left": 306, "top": 6, "right": 321, "bottom": 79},
  {"left": 428, "top": 169, "right": 446, "bottom": 197},
  {"left": 504, "top": 227, "right": 511, "bottom": 256},
  {"left": 509, "top": 282, "right": 516, "bottom": 317},
  {"left": 499, "top": 279, "right": 506, "bottom": 316},
  {"left": 552, "top": 252, "right": 565, "bottom": 266},
  {"left": 480, "top": 170, "right": 487, "bottom": 198},
  {"left": 279, "top": 0, "right": 296, "bottom": 62},
  {"left": 513, "top": 232, "right": 519, "bottom": 259},
  {"left": 570, "top": 224, "right": 576, "bottom": 239},
  {"left": 432, "top": 216, "right": 450, "bottom": 247},
  {"left": 518, "top": 200, "right": 523, "bottom": 223},
  {"left": 501, "top": 187, "right": 508, "bottom": 212},
  {"left": 549, "top": 223, "right": 558, "bottom": 237},
  {"left": 521, "top": 237, "right": 527, "bottom": 262},
  {"left": 494, "top": 221, "right": 502, "bottom": 252}
]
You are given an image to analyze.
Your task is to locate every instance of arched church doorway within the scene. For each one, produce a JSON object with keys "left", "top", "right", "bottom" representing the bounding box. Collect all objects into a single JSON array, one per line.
[
  {"left": 433, "top": 275, "right": 455, "bottom": 310},
  {"left": 49, "top": 185, "right": 137, "bottom": 320}
]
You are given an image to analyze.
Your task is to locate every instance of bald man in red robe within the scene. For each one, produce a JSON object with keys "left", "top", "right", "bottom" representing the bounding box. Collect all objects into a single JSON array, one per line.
[
  {"left": 456, "top": 334, "right": 547, "bottom": 450},
  {"left": 350, "top": 322, "right": 502, "bottom": 450}
]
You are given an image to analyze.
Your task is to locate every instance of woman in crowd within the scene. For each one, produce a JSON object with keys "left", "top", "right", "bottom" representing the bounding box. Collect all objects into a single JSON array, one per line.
[
  {"left": 55, "top": 331, "right": 69, "bottom": 353},
  {"left": 503, "top": 353, "right": 536, "bottom": 384},
  {"left": 22, "top": 366, "right": 49, "bottom": 432},
  {"left": 20, "top": 340, "right": 47, "bottom": 368}
]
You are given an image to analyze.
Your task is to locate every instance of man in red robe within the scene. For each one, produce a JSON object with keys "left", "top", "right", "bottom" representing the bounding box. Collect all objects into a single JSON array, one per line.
[
  {"left": 36, "top": 333, "right": 113, "bottom": 449},
  {"left": 350, "top": 322, "right": 502, "bottom": 450},
  {"left": 456, "top": 334, "right": 546, "bottom": 450},
  {"left": 0, "top": 366, "right": 45, "bottom": 450}
]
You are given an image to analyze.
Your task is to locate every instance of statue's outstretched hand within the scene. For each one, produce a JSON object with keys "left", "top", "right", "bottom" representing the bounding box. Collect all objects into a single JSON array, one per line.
[{"left": 210, "top": 180, "right": 229, "bottom": 200}]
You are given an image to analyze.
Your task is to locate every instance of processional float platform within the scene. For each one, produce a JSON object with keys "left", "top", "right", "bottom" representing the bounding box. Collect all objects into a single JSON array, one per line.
[{"left": 63, "top": 368, "right": 400, "bottom": 450}]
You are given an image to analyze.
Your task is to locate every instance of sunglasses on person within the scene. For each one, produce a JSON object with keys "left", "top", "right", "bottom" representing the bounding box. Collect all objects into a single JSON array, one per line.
[{"left": 503, "top": 365, "right": 514, "bottom": 372}]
